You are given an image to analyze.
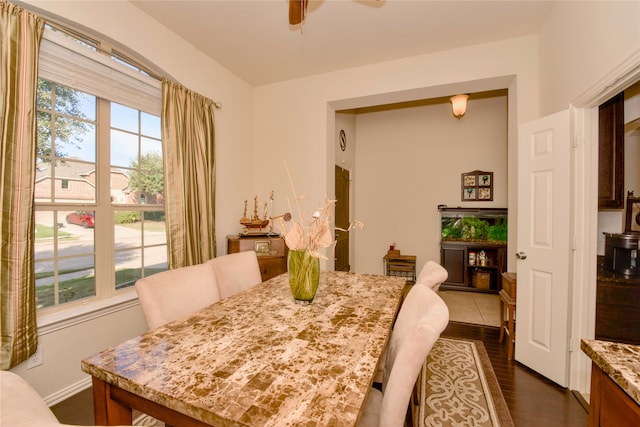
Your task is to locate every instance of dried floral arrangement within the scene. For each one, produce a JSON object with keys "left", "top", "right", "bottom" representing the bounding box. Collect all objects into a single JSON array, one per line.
[{"left": 275, "top": 163, "right": 363, "bottom": 260}]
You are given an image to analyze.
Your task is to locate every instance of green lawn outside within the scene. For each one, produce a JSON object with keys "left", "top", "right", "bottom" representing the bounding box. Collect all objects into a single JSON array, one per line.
[
  {"left": 35, "top": 223, "right": 75, "bottom": 240},
  {"left": 36, "top": 267, "right": 166, "bottom": 309}
]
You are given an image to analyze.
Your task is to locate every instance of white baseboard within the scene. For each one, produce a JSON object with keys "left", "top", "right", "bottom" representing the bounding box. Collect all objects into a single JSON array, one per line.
[{"left": 44, "top": 376, "right": 92, "bottom": 406}]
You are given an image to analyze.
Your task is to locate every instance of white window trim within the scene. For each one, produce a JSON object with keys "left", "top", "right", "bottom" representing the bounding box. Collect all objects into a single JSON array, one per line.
[
  {"left": 39, "top": 27, "right": 162, "bottom": 116},
  {"left": 36, "top": 291, "right": 139, "bottom": 335},
  {"left": 35, "top": 27, "right": 166, "bottom": 318}
]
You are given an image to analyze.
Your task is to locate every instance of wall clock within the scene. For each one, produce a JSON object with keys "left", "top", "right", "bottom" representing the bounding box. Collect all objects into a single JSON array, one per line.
[{"left": 339, "top": 129, "right": 346, "bottom": 151}]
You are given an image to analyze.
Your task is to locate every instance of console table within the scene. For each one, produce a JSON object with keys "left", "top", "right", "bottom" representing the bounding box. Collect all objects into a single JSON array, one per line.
[{"left": 227, "top": 235, "right": 288, "bottom": 281}]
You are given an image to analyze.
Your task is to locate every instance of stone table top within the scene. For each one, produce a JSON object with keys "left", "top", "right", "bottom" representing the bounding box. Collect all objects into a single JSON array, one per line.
[
  {"left": 581, "top": 339, "right": 640, "bottom": 405},
  {"left": 82, "top": 271, "right": 406, "bottom": 426}
]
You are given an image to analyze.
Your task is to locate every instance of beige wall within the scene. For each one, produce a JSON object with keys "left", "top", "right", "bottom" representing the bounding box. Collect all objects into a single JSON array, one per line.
[
  {"left": 253, "top": 36, "right": 536, "bottom": 271},
  {"left": 538, "top": 1, "right": 640, "bottom": 115},
  {"left": 353, "top": 95, "right": 507, "bottom": 274}
]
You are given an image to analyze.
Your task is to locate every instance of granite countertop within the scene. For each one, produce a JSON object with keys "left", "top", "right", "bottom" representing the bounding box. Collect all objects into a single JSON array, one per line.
[
  {"left": 581, "top": 339, "right": 640, "bottom": 405},
  {"left": 82, "top": 271, "right": 406, "bottom": 426},
  {"left": 597, "top": 255, "right": 640, "bottom": 285}
]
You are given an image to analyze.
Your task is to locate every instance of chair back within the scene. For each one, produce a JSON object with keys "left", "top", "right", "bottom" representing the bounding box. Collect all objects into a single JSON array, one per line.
[
  {"left": 415, "top": 260, "right": 448, "bottom": 291},
  {"left": 1, "top": 371, "right": 60, "bottom": 426},
  {"left": 1, "top": 370, "right": 130, "bottom": 427},
  {"left": 135, "top": 262, "right": 220, "bottom": 329},
  {"left": 381, "top": 285, "right": 449, "bottom": 426},
  {"left": 209, "top": 251, "right": 262, "bottom": 299}
]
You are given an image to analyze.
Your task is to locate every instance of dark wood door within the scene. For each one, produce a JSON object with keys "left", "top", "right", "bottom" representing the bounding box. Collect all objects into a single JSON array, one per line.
[{"left": 335, "top": 165, "right": 350, "bottom": 271}]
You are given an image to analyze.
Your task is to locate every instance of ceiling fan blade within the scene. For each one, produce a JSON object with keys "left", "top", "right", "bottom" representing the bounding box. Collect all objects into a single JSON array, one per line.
[{"left": 289, "top": 0, "right": 307, "bottom": 25}]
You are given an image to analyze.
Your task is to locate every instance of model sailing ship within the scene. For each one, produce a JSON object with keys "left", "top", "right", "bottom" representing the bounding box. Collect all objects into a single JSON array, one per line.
[{"left": 240, "top": 195, "right": 270, "bottom": 234}]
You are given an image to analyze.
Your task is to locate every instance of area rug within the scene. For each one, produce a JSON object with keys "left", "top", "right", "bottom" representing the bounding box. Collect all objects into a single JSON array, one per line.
[{"left": 417, "top": 337, "right": 514, "bottom": 427}]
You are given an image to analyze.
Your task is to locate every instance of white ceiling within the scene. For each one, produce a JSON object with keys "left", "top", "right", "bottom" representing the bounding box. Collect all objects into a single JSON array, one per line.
[{"left": 131, "top": 0, "right": 557, "bottom": 86}]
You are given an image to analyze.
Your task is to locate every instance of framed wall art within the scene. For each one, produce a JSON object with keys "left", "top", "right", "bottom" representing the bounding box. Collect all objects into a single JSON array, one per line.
[
  {"left": 625, "top": 191, "right": 640, "bottom": 232},
  {"left": 254, "top": 240, "right": 271, "bottom": 254},
  {"left": 461, "top": 170, "right": 493, "bottom": 201}
]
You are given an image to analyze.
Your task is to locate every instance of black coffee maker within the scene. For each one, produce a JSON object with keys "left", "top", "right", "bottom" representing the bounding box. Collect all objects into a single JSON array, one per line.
[
  {"left": 604, "top": 192, "right": 640, "bottom": 277},
  {"left": 604, "top": 232, "right": 640, "bottom": 277}
]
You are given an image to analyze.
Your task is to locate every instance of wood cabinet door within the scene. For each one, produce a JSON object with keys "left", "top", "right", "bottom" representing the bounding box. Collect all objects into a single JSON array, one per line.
[
  {"left": 598, "top": 93, "right": 624, "bottom": 209},
  {"left": 441, "top": 246, "right": 466, "bottom": 286}
]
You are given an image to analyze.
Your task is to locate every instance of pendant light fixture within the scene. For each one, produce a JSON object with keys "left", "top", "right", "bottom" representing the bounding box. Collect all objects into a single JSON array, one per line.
[{"left": 450, "top": 94, "right": 469, "bottom": 119}]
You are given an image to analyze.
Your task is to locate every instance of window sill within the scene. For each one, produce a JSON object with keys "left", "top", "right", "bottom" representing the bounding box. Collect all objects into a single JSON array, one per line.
[{"left": 37, "top": 291, "right": 140, "bottom": 335}]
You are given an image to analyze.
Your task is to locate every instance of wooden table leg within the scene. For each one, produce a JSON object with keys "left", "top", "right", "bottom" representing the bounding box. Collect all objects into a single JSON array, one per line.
[
  {"left": 507, "top": 304, "right": 515, "bottom": 360},
  {"left": 499, "top": 297, "right": 505, "bottom": 343},
  {"left": 92, "top": 377, "right": 133, "bottom": 425}
]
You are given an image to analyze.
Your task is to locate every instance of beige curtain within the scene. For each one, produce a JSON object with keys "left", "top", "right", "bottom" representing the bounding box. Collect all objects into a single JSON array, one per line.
[
  {"left": 1, "top": 2, "right": 44, "bottom": 369},
  {"left": 161, "top": 79, "right": 217, "bottom": 268}
]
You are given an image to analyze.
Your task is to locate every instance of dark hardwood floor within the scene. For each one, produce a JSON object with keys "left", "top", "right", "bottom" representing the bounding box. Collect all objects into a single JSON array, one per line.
[
  {"left": 442, "top": 321, "right": 589, "bottom": 427},
  {"left": 51, "top": 321, "right": 589, "bottom": 426}
]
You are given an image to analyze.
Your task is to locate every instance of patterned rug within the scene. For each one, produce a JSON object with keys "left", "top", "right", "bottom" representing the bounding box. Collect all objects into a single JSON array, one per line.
[{"left": 417, "top": 337, "right": 514, "bottom": 427}]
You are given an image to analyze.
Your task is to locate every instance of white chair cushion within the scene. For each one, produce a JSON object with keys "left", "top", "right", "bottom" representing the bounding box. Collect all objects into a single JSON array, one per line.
[
  {"left": 209, "top": 251, "right": 262, "bottom": 299},
  {"left": 0, "top": 371, "right": 60, "bottom": 426},
  {"left": 359, "top": 285, "right": 449, "bottom": 427},
  {"left": 0, "top": 370, "right": 130, "bottom": 427},
  {"left": 415, "top": 260, "right": 448, "bottom": 291},
  {"left": 135, "top": 262, "right": 220, "bottom": 329}
]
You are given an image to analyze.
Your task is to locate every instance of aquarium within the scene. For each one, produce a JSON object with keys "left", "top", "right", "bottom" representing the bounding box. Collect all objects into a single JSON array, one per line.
[{"left": 439, "top": 207, "right": 508, "bottom": 242}]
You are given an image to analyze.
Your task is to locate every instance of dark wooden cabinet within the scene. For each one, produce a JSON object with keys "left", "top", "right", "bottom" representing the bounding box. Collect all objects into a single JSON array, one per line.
[
  {"left": 440, "top": 241, "right": 506, "bottom": 293},
  {"left": 227, "top": 235, "right": 288, "bottom": 281},
  {"left": 598, "top": 93, "right": 625, "bottom": 209},
  {"left": 589, "top": 363, "right": 640, "bottom": 426},
  {"left": 596, "top": 257, "right": 640, "bottom": 345}
]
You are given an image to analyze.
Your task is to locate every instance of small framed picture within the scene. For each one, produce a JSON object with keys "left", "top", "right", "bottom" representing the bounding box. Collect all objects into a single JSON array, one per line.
[
  {"left": 625, "top": 193, "right": 640, "bottom": 232},
  {"left": 461, "top": 170, "right": 493, "bottom": 201},
  {"left": 254, "top": 241, "right": 271, "bottom": 253}
]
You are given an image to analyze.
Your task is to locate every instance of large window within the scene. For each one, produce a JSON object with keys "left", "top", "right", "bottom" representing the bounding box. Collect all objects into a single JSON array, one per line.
[{"left": 34, "top": 26, "right": 166, "bottom": 312}]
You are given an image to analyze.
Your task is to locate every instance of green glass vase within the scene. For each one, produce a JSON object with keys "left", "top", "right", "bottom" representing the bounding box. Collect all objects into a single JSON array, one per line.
[{"left": 287, "top": 250, "right": 320, "bottom": 304}]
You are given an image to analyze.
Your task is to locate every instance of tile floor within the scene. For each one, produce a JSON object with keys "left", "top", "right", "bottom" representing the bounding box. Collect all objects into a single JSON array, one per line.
[{"left": 437, "top": 289, "right": 501, "bottom": 327}]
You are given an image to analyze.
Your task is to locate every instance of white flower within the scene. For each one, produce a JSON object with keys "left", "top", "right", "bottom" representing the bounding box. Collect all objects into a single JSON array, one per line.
[{"left": 278, "top": 163, "right": 363, "bottom": 260}]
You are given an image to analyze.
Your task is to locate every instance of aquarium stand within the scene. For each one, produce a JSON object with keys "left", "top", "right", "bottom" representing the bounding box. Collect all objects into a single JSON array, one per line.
[
  {"left": 440, "top": 240, "right": 507, "bottom": 293},
  {"left": 438, "top": 206, "right": 508, "bottom": 293}
]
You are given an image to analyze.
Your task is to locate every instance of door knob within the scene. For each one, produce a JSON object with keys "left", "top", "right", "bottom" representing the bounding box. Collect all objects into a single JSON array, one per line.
[{"left": 515, "top": 252, "right": 527, "bottom": 260}]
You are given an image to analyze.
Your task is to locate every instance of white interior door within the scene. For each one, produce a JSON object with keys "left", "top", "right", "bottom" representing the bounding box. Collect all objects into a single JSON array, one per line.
[{"left": 516, "top": 109, "right": 571, "bottom": 387}]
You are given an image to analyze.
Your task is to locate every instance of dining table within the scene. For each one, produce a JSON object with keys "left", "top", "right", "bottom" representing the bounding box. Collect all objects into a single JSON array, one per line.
[{"left": 81, "top": 270, "right": 406, "bottom": 426}]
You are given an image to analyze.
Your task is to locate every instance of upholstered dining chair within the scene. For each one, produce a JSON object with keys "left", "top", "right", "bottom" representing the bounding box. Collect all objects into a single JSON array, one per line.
[
  {"left": 358, "top": 285, "right": 450, "bottom": 427},
  {"left": 208, "top": 251, "right": 262, "bottom": 299},
  {"left": 0, "top": 370, "right": 130, "bottom": 427},
  {"left": 415, "top": 260, "right": 449, "bottom": 291},
  {"left": 135, "top": 262, "right": 221, "bottom": 330}
]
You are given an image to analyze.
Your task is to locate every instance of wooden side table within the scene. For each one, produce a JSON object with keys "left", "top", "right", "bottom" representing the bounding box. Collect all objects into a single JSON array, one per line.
[
  {"left": 227, "top": 235, "right": 288, "bottom": 281},
  {"left": 499, "top": 288, "right": 516, "bottom": 360},
  {"left": 383, "top": 254, "right": 417, "bottom": 282}
]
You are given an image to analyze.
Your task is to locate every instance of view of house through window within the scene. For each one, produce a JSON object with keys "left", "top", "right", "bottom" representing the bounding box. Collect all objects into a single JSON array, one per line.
[{"left": 34, "top": 77, "right": 167, "bottom": 311}]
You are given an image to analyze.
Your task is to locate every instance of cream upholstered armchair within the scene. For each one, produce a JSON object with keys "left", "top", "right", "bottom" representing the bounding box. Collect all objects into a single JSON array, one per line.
[
  {"left": 359, "top": 285, "right": 450, "bottom": 427},
  {"left": 135, "top": 262, "right": 221, "bottom": 330},
  {"left": 208, "top": 251, "right": 262, "bottom": 299},
  {"left": 0, "top": 370, "right": 129, "bottom": 427},
  {"left": 415, "top": 260, "right": 448, "bottom": 291}
]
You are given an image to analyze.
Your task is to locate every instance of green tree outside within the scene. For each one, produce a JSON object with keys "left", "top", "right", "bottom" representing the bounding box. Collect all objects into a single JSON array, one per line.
[
  {"left": 36, "top": 78, "right": 91, "bottom": 159},
  {"left": 128, "top": 152, "right": 164, "bottom": 202}
]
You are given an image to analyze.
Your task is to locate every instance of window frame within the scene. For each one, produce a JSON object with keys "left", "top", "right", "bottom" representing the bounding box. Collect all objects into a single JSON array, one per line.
[{"left": 34, "top": 25, "right": 166, "bottom": 318}]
